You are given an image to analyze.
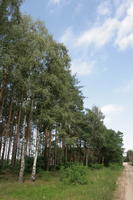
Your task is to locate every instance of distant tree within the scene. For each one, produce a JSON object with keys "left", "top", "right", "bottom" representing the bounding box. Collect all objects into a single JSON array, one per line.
[
  {"left": 101, "top": 130, "right": 123, "bottom": 166},
  {"left": 126, "top": 150, "right": 133, "bottom": 164}
]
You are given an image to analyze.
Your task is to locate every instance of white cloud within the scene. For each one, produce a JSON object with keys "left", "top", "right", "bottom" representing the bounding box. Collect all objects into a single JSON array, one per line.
[
  {"left": 101, "top": 104, "right": 124, "bottom": 128},
  {"left": 59, "top": 0, "right": 133, "bottom": 76},
  {"left": 71, "top": 59, "right": 94, "bottom": 76},
  {"left": 61, "top": 0, "right": 133, "bottom": 50},
  {"left": 76, "top": 0, "right": 133, "bottom": 50},
  {"left": 115, "top": 0, "right": 131, "bottom": 19},
  {"left": 60, "top": 19, "right": 120, "bottom": 51},
  {"left": 60, "top": 28, "right": 95, "bottom": 76},
  {"left": 115, "top": 1, "right": 133, "bottom": 49},
  {"left": 97, "top": 1, "right": 111, "bottom": 16},
  {"left": 101, "top": 104, "right": 124, "bottom": 115},
  {"left": 60, "top": 27, "right": 75, "bottom": 48},
  {"left": 76, "top": 18, "right": 119, "bottom": 48}
]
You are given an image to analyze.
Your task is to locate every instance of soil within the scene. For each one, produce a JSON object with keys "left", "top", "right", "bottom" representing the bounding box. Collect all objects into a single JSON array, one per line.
[{"left": 115, "top": 163, "right": 133, "bottom": 200}]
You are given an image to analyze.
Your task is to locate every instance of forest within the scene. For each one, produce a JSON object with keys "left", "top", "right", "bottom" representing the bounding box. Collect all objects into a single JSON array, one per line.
[{"left": 0, "top": 0, "right": 123, "bottom": 185}]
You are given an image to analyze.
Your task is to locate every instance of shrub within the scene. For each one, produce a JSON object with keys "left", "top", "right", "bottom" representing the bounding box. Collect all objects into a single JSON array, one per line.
[
  {"left": 60, "top": 163, "right": 88, "bottom": 185},
  {"left": 0, "top": 162, "right": 20, "bottom": 174},
  {"left": 25, "top": 157, "right": 34, "bottom": 173},
  {"left": 89, "top": 164, "right": 104, "bottom": 170},
  {"left": 109, "top": 163, "right": 123, "bottom": 170}
]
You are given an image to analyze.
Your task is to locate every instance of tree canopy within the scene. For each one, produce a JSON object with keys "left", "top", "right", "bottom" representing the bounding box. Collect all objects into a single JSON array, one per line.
[{"left": 0, "top": 1, "right": 124, "bottom": 182}]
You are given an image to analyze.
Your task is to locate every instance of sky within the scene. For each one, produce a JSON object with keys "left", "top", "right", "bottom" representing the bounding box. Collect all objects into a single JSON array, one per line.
[{"left": 21, "top": 0, "right": 133, "bottom": 151}]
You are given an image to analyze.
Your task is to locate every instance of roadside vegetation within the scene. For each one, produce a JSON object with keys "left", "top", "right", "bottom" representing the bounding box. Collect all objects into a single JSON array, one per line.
[{"left": 0, "top": 164, "right": 123, "bottom": 200}]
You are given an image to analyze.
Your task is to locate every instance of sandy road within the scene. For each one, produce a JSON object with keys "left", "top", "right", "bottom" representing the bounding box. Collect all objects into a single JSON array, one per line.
[{"left": 115, "top": 163, "right": 133, "bottom": 200}]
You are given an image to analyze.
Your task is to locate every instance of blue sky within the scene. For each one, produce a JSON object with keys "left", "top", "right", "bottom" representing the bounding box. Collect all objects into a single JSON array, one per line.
[{"left": 21, "top": 0, "right": 133, "bottom": 151}]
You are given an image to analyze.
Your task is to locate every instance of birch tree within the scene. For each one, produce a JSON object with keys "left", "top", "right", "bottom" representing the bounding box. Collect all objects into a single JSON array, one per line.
[
  {"left": 18, "top": 116, "right": 26, "bottom": 183},
  {"left": 31, "top": 128, "right": 40, "bottom": 181}
]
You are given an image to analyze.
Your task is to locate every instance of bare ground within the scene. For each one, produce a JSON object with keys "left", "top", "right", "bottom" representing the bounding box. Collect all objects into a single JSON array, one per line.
[{"left": 114, "top": 163, "right": 133, "bottom": 200}]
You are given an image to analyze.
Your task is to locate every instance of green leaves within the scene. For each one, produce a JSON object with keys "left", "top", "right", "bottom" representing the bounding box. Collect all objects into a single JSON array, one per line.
[
  {"left": 0, "top": 5, "right": 123, "bottom": 176},
  {"left": 61, "top": 163, "right": 88, "bottom": 185}
]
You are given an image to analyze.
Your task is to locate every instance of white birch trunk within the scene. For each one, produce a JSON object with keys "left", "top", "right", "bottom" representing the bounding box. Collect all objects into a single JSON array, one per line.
[
  {"left": 18, "top": 116, "right": 26, "bottom": 183},
  {"left": 31, "top": 129, "right": 39, "bottom": 181}
]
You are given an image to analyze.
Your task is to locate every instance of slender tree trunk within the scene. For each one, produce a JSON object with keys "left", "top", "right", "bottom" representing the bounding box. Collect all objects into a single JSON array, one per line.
[
  {"left": 31, "top": 129, "right": 39, "bottom": 181},
  {"left": 0, "top": 134, "right": 2, "bottom": 159},
  {"left": 6, "top": 108, "right": 15, "bottom": 162},
  {"left": 64, "top": 145, "right": 68, "bottom": 164},
  {"left": 0, "top": 96, "right": 4, "bottom": 121},
  {"left": 18, "top": 116, "right": 26, "bottom": 183},
  {"left": 26, "top": 104, "right": 32, "bottom": 156},
  {"left": 85, "top": 147, "right": 89, "bottom": 166},
  {"left": 54, "top": 128, "right": 58, "bottom": 169},
  {"left": 1, "top": 96, "right": 13, "bottom": 163},
  {"left": 0, "top": 72, "right": 8, "bottom": 118},
  {"left": 11, "top": 105, "right": 22, "bottom": 166},
  {"left": 79, "top": 140, "right": 82, "bottom": 163},
  {"left": 44, "top": 129, "right": 48, "bottom": 170},
  {"left": 62, "top": 137, "right": 66, "bottom": 164},
  {"left": 47, "top": 131, "right": 52, "bottom": 171},
  {"left": 6, "top": 130, "right": 12, "bottom": 162},
  {"left": 83, "top": 142, "right": 86, "bottom": 166},
  {"left": 0, "top": 123, "right": 5, "bottom": 159},
  {"left": 66, "top": 146, "right": 68, "bottom": 163}
]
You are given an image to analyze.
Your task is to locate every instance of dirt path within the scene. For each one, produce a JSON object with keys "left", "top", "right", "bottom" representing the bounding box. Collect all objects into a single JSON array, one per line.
[{"left": 115, "top": 163, "right": 133, "bottom": 200}]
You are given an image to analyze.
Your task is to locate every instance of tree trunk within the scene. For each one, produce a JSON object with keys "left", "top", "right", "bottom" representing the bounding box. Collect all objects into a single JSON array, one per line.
[
  {"left": 0, "top": 134, "right": 2, "bottom": 159},
  {"left": 0, "top": 72, "right": 8, "bottom": 118},
  {"left": 31, "top": 129, "right": 39, "bottom": 181},
  {"left": 54, "top": 128, "right": 58, "bottom": 169},
  {"left": 85, "top": 148, "right": 89, "bottom": 166},
  {"left": 6, "top": 128, "right": 13, "bottom": 163},
  {"left": 25, "top": 100, "right": 33, "bottom": 157},
  {"left": 18, "top": 116, "right": 26, "bottom": 183},
  {"left": 1, "top": 96, "right": 13, "bottom": 163},
  {"left": 6, "top": 108, "right": 15, "bottom": 163},
  {"left": 11, "top": 105, "right": 22, "bottom": 166},
  {"left": 47, "top": 131, "right": 52, "bottom": 171},
  {"left": 44, "top": 129, "right": 48, "bottom": 170}
]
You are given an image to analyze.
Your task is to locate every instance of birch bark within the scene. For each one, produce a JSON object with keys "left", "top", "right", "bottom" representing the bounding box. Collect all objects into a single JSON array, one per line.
[{"left": 31, "top": 128, "right": 39, "bottom": 181}]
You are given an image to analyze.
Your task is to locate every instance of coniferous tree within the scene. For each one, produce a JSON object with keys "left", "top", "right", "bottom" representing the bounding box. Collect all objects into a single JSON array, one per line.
[{"left": 0, "top": 5, "right": 124, "bottom": 182}]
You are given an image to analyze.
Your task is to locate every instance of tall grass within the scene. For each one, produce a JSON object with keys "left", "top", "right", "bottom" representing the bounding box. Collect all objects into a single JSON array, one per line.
[{"left": 0, "top": 165, "right": 122, "bottom": 200}]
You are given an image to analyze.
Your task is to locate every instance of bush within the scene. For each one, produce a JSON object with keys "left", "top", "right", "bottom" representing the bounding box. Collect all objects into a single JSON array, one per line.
[
  {"left": 60, "top": 163, "right": 88, "bottom": 185},
  {"left": 25, "top": 156, "right": 45, "bottom": 173},
  {"left": 89, "top": 164, "right": 104, "bottom": 170},
  {"left": 25, "top": 157, "right": 33, "bottom": 173},
  {"left": 0, "top": 162, "right": 20, "bottom": 175},
  {"left": 109, "top": 163, "right": 123, "bottom": 170}
]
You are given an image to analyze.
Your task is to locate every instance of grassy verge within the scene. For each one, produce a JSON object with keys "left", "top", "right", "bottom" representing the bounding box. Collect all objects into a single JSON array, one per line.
[{"left": 0, "top": 166, "right": 123, "bottom": 200}]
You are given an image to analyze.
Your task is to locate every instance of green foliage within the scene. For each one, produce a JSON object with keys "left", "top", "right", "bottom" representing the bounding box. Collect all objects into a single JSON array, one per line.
[
  {"left": 0, "top": 0, "right": 23, "bottom": 31},
  {"left": 109, "top": 163, "right": 123, "bottom": 170},
  {"left": 25, "top": 156, "right": 46, "bottom": 173},
  {"left": 0, "top": 163, "right": 20, "bottom": 175},
  {"left": 89, "top": 164, "right": 104, "bottom": 170},
  {"left": 25, "top": 157, "right": 34, "bottom": 173},
  {"left": 60, "top": 163, "right": 88, "bottom": 185},
  {"left": 102, "top": 130, "right": 123, "bottom": 166},
  {"left": 0, "top": 0, "right": 124, "bottom": 183},
  {"left": 0, "top": 167, "right": 122, "bottom": 200}
]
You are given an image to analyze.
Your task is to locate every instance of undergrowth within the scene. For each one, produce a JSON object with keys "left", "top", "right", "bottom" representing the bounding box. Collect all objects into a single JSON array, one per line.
[{"left": 0, "top": 164, "right": 123, "bottom": 200}]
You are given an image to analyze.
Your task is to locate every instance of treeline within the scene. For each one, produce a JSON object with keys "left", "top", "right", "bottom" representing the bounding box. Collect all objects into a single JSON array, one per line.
[
  {"left": 126, "top": 150, "right": 133, "bottom": 164},
  {"left": 0, "top": 0, "right": 123, "bottom": 182}
]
